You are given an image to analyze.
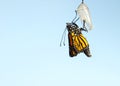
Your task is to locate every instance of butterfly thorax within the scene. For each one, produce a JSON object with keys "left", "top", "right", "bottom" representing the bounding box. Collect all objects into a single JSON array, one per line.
[{"left": 66, "top": 23, "right": 82, "bottom": 35}]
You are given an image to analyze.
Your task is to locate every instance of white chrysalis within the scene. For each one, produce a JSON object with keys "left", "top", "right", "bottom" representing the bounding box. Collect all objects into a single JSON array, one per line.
[{"left": 77, "top": 2, "right": 93, "bottom": 30}]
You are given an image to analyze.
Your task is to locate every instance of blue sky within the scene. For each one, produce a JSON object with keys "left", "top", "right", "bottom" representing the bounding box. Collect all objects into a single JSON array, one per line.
[{"left": 0, "top": 0, "right": 120, "bottom": 86}]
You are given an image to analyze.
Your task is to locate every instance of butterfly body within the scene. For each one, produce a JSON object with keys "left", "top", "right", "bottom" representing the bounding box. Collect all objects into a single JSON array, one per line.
[
  {"left": 66, "top": 23, "right": 91, "bottom": 57},
  {"left": 60, "top": 0, "right": 93, "bottom": 58}
]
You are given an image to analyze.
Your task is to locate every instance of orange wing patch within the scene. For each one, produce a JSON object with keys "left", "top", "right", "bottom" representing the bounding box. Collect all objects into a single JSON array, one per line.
[
  {"left": 68, "top": 31, "right": 89, "bottom": 57},
  {"left": 68, "top": 33, "right": 78, "bottom": 57}
]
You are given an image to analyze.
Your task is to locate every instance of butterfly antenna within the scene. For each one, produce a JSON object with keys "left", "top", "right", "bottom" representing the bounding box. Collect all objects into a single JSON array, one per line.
[
  {"left": 63, "top": 29, "right": 66, "bottom": 46},
  {"left": 60, "top": 27, "right": 67, "bottom": 46}
]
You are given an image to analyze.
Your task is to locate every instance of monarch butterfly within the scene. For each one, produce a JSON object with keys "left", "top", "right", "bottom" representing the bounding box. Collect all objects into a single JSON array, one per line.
[
  {"left": 66, "top": 22, "right": 91, "bottom": 57},
  {"left": 60, "top": 0, "right": 92, "bottom": 57}
]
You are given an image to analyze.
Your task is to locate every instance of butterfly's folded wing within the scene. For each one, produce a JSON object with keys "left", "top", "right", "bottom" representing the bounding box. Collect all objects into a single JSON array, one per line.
[
  {"left": 68, "top": 33, "right": 78, "bottom": 57},
  {"left": 68, "top": 31, "right": 89, "bottom": 57},
  {"left": 77, "top": 3, "right": 93, "bottom": 30},
  {"left": 74, "top": 34, "right": 89, "bottom": 52}
]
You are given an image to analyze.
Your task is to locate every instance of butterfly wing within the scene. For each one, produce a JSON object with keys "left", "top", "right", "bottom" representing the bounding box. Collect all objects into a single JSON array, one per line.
[
  {"left": 74, "top": 34, "right": 89, "bottom": 52},
  {"left": 74, "top": 33, "right": 92, "bottom": 57},
  {"left": 68, "top": 32, "right": 78, "bottom": 57},
  {"left": 68, "top": 30, "right": 90, "bottom": 57},
  {"left": 66, "top": 22, "right": 91, "bottom": 57},
  {"left": 68, "top": 31, "right": 89, "bottom": 57}
]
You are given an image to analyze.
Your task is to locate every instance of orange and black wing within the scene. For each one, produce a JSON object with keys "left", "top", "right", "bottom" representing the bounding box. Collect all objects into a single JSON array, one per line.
[
  {"left": 73, "top": 34, "right": 89, "bottom": 52},
  {"left": 68, "top": 32, "right": 89, "bottom": 57},
  {"left": 68, "top": 32, "right": 78, "bottom": 57}
]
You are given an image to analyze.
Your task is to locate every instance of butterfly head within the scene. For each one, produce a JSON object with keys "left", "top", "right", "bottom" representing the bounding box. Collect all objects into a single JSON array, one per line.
[{"left": 66, "top": 22, "right": 79, "bottom": 32}]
